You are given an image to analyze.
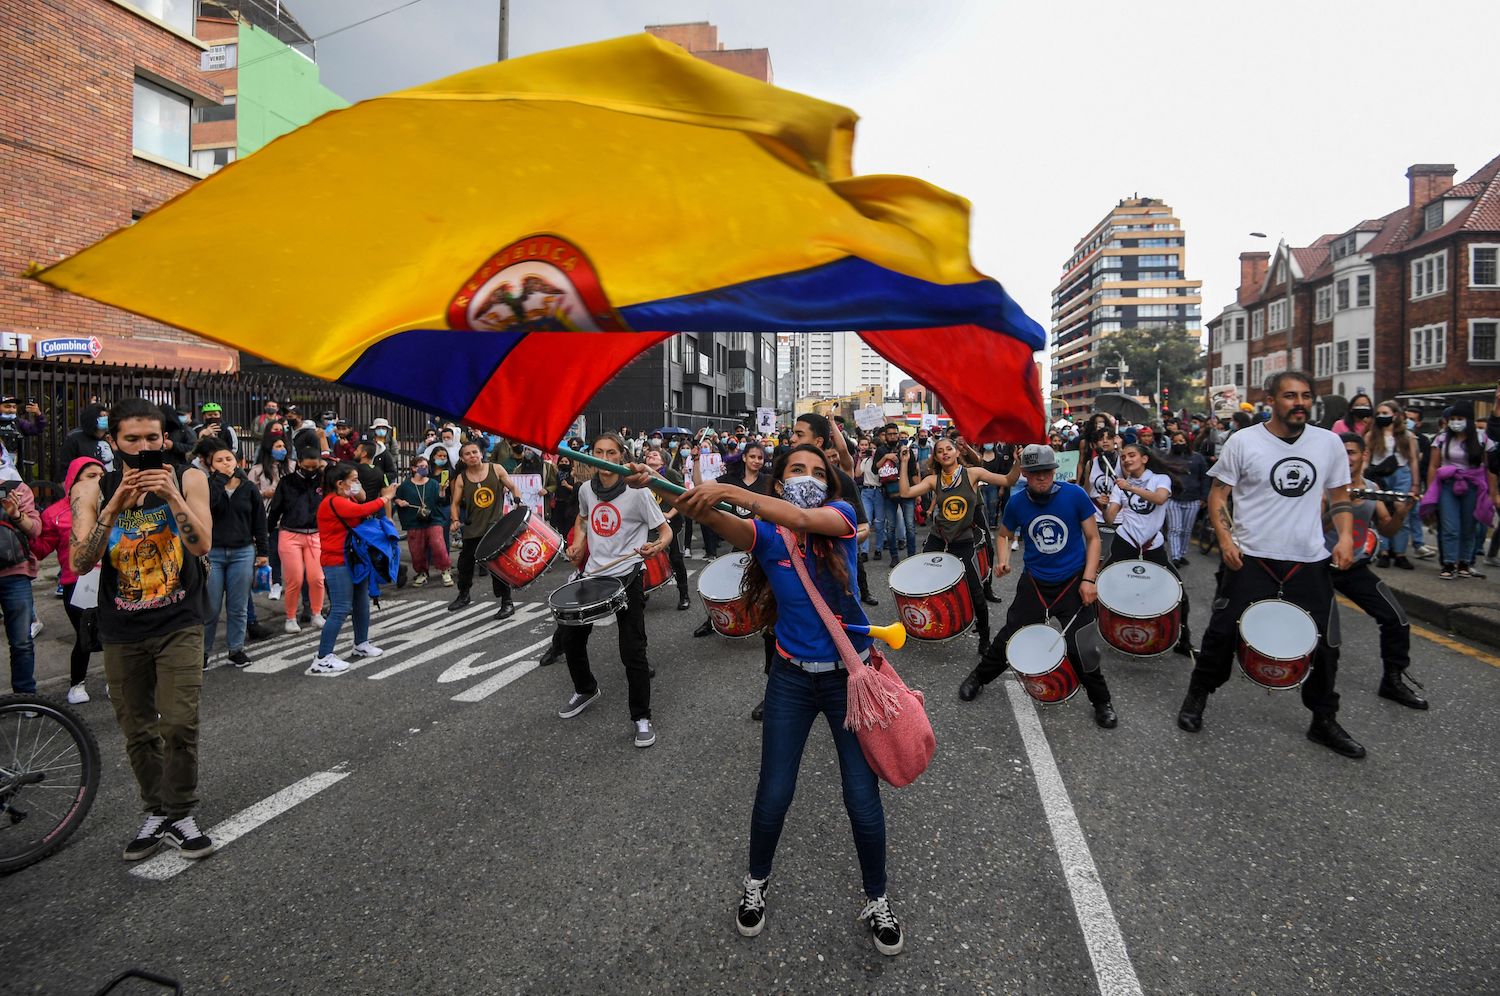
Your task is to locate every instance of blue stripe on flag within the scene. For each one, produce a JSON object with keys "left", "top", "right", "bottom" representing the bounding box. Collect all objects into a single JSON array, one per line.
[{"left": 339, "top": 329, "right": 525, "bottom": 416}]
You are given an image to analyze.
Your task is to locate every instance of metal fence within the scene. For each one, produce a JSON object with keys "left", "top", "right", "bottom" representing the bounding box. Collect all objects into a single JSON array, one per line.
[{"left": 2, "top": 357, "right": 433, "bottom": 488}]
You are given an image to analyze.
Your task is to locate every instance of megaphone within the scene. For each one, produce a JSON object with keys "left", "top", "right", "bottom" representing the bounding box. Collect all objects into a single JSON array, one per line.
[{"left": 845, "top": 621, "right": 907, "bottom": 650}]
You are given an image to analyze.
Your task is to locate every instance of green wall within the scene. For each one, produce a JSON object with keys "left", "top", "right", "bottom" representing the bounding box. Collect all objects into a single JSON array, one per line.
[{"left": 236, "top": 23, "right": 348, "bottom": 157}]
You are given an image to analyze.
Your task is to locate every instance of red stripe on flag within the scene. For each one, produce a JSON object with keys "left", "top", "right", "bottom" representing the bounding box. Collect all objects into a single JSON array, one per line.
[
  {"left": 861, "top": 327, "right": 1046, "bottom": 443},
  {"left": 463, "top": 331, "right": 672, "bottom": 448}
]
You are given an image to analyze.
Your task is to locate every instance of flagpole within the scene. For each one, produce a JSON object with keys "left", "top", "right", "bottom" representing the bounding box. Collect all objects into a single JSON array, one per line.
[
  {"left": 558, "top": 445, "right": 741, "bottom": 514},
  {"left": 498, "top": 0, "right": 509, "bottom": 60}
]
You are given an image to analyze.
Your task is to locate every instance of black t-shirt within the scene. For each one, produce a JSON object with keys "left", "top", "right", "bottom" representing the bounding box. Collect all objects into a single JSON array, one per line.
[
  {"left": 354, "top": 462, "right": 386, "bottom": 501},
  {"left": 833, "top": 469, "right": 867, "bottom": 525},
  {"left": 96, "top": 466, "right": 208, "bottom": 643},
  {"left": 721, "top": 470, "right": 772, "bottom": 518}
]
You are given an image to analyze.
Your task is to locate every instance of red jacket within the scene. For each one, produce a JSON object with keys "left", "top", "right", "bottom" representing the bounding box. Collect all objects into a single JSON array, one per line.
[{"left": 317, "top": 494, "right": 385, "bottom": 568}]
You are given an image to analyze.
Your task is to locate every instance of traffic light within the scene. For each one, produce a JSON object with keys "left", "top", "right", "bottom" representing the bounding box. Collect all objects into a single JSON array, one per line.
[
  {"left": 1161, "top": 385, "right": 1171, "bottom": 417},
  {"left": 1102, "top": 367, "right": 1120, "bottom": 385}
]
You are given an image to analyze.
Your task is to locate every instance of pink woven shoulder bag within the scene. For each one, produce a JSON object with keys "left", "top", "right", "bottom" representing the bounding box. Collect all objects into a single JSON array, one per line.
[{"left": 777, "top": 526, "right": 935, "bottom": 787}]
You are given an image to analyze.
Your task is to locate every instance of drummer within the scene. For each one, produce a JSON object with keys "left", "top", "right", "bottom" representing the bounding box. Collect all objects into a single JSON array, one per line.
[
  {"left": 1104, "top": 441, "right": 1195, "bottom": 657},
  {"left": 898, "top": 438, "right": 1020, "bottom": 657},
  {"left": 643, "top": 445, "right": 692, "bottom": 611},
  {"left": 1176, "top": 370, "right": 1364, "bottom": 759},
  {"left": 958, "top": 445, "right": 1118, "bottom": 729},
  {"left": 448, "top": 441, "right": 524, "bottom": 620},
  {"left": 558, "top": 433, "right": 672, "bottom": 749},
  {"left": 1324, "top": 434, "right": 1427, "bottom": 710},
  {"left": 1079, "top": 427, "right": 1122, "bottom": 563}
]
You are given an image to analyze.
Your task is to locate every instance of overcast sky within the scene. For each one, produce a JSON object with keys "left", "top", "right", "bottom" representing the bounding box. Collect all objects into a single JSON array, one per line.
[{"left": 293, "top": 0, "right": 1499, "bottom": 394}]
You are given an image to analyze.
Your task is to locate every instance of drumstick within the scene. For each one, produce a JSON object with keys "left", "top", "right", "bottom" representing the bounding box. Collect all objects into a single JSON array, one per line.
[{"left": 559, "top": 445, "right": 742, "bottom": 514}]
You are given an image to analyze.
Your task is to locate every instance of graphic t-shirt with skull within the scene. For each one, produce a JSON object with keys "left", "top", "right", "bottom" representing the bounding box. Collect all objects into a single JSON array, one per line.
[{"left": 1208, "top": 423, "right": 1349, "bottom": 562}]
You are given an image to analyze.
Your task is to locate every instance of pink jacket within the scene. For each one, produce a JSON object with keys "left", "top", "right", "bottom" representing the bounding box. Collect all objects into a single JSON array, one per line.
[
  {"left": 28, "top": 456, "right": 103, "bottom": 585},
  {"left": 1419, "top": 463, "right": 1496, "bottom": 527},
  {"left": 0, "top": 482, "right": 42, "bottom": 580}
]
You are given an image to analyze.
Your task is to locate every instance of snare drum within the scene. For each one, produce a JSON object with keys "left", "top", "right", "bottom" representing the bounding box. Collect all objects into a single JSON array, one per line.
[
  {"left": 475, "top": 507, "right": 563, "bottom": 590},
  {"left": 642, "top": 549, "right": 673, "bottom": 593},
  {"left": 1007, "top": 623, "right": 1080, "bottom": 704},
  {"left": 697, "top": 553, "right": 761, "bottom": 638},
  {"left": 548, "top": 576, "right": 628, "bottom": 626},
  {"left": 1095, "top": 560, "right": 1183, "bottom": 657},
  {"left": 1237, "top": 599, "right": 1318, "bottom": 690},
  {"left": 889, "top": 553, "right": 974, "bottom": 642}
]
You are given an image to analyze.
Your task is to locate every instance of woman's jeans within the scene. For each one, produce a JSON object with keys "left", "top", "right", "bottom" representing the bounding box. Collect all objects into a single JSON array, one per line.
[
  {"left": 0, "top": 574, "right": 36, "bottom": 693},
  {"left": 319, "top": 565, "right": 369, "bottom": 658},
  {"left": 748, "top": 660, "right": 887, "bottom": 898},
  {"left": 1375, "top": 466, "right": 1412, "bottom": 555},
  {"left": 1437, "top": 480, "right": 1478, "bottom": 566},
  {"left": 204, "top": 545, "right": 255, "bottom": 653}
]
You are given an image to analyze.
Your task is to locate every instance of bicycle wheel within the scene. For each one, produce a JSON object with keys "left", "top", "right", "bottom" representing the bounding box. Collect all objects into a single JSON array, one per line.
[{"left": 0, "top": 693, "right": 102, "bottom": 874}]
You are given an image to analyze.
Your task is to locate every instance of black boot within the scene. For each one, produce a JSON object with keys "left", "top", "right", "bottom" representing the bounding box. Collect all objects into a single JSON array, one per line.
[
  {"left": 1173, "top": 634, "right": 1195, "bottom": 659},
  {"left": 677, "top": 594, "right": 691, "bottom": 611},
  {"left": 447, "top": 591, "right": 472, "bottom": 612},
  {"left": 1307, "top": 715, "right": 1366, "bottom": 758},
  {"left": 750, "top": 698, "right": 765, "bottom": 721},
  {"left": 982, "top": 582, "right": 1004, "bottom": 604},
  {"left": 538, "top": 644, "right": 562, "bottom": 667},
  {"left": 693, "top": 618, "right": 714, "bottom": 638},
  {"left": 494, "top": 602, "right": 516, "bottom": 620},
  {"left": 1093, "top": 700, "right": 1117, "bottom": 729},
  {"left": 958, "top": 668, "right": 984, "bottom": 702},
  {"left": 1378, "top": 669, "right": 1429, "bottom": 710},
  {"left": 1177, "top": 691, "right": 1206, "bottom": 732},
  {"left": 861, "top": 592, "right": 880, "bottom": 607}
]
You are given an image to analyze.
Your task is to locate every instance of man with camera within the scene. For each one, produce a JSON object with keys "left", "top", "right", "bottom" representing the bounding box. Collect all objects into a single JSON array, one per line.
[
  {"left": 0, "top": 397, "right": 45, "bottom": 478},
  {"left": 192, "top": 401, "right": 239, "bottom": 453}
]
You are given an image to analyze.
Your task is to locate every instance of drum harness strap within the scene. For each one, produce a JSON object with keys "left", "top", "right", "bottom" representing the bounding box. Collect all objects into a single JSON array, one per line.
[
  {"left": 1253, "top": 558, "right": 1302, "bottom": 598},
  {"left": 1031, "top": 574, "right": 1084, "bottom": 634}
]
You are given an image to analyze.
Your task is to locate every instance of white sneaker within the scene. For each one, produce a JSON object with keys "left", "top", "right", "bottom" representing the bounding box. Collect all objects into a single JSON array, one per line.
[
  {"left": 634, "top": 718, "right": 656, "bottom": 748},
  {"left": 305, "top": 654, "right": 350, "bottom": 676},
  {"left": 441, "top": 570, "right": 454, "bottom": 587},
  {"left": 284, "top": 618, "right": 300, "bottom": 634},
  {"left": 30, "top": 618, "right": 43, "bottom": 640},
  {"left": 411, "top": 574, "right": 428, "bottom": 588},
  {"left": 352, "top": 641, "right": 383, "bottom": 658},
  {"left": 310, "top": 614, "right": 325, "bottom": 630},
  {"left": 67, "top": 683, "right": 90, "bottom": 704},
  {"left": 269, "top": 582, "right": 283, "bottom": 600}
]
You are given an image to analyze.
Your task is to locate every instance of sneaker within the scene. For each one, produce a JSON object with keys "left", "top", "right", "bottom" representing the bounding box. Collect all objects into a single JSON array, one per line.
[
  {"left": 411, "top": 573, "right": 428, "bottom": 588},
  {"left": 268, "top": 582, "right": 283, "bottom": 600},
  {"left": 161, "top": 815, "right": 216, "bottom": 858},
  {"left": 305, "top": 653, "right": 350, "bottom": 676},
  {"left": 29, "top": 618, "right": 43, "bottom": 640},
  {"left": 441, "top": 570, "right": 454, "bottom": 587},
  {"left": 1461, "top": 564, "right": 1486, "bottom": 579},
  {"left": 1010, "top": 538, "right": 1020, "bottom": 551},
  {"left": 558, "top": 688, "right": 601, "bottom": 718},
  {"left": 858, "top": 895, "right": 905, "bottom": 956},
  {"left": 123, "top": 813, "right": 168, "bottom": 861},
  {"left": 310, "top": 614, "right": 326, "bottom": 629},
  {"left": 736, "top": 874, "right": 769, "bottom": 937},
  {"left": 227, "top": 649, "right": 252, "bottom": 668},
  {"left": 67, "top": 682, "right": 90, "bottom": 705},
  {"left": 1413, "top": 545, "right": 1436, "bottom": 560},
  {"left": 55, "top": 582, "right": 65, "bottom": 598},
  {"left": 352, "top": 641, "right": 383, "bottom": 658},
  {"left": 634, "top": 718, "right": 656, "bottom": 748},
  {"left": 284, "top": 618, "right": 301, "bottom": 634},
  {"left": 1486, "top": 555, "right": 1500, "bottom": 568},
  {"left": 1392, "top": 556, "right": 1414, "bottom": 570}
]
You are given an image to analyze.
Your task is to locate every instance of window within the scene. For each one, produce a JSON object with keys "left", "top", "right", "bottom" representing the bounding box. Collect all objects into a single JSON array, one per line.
[
  {"left": 1471, "top": 245, "right": 1499, "bottom": 287},
  {"left": 1424, "top": 201, "right": 1445, "bottom": 233},
  {"left": 1355, "top": 337, "right": 1370, "bottom": 370},
  {"left": 1409, "top": 323, "right": 1447, "bottom": 368},
  {"left": 1355, "top": 274, "right": 1371, "bottom": 308},
  {"left": 671, "top": 391, "right": 682, "bottom": 414},
  {"left": 1251, "top": 310, "right": 1265, "bottom": 339},
  {"left": 1292, "top": 347, "right": 1303, "bottom": 371},
  {"left": 1315, "top": 286, "right": 1332, "bottom": 322},
  {"left": 201, "top": 43, "right": 238, "bottom": 70},
  {"left": 1336, "top": 279, "right": 1350, "bottom": 311},
  {"left": 1335, "top": 341, "right": 1350, "bottom": 373},
  {"left": 1410, "top": 251, "right": 1448, "bottom": 299},
  {"left": 189, "top": 147, "right": 235, "bottom": 173},
  {"left": 684, "top": 342, "right": 697, "bottom": 374},
  {"left": 1234, "top": 363, "right": 1244, "bottom": 387},
  {"left": 669, "top": 335, "right": 682, "bottom": 363},
  {"left": 1250, "top": 357, "right": 1264, "bottom": 388},
  {"left": 1314, "top": 343, "right": 1333, "bottom": 378},
  {"left": 124, "top": 0, "right": 195, "bottom": 33},
  {"left": 1470, "top": 320, "right": 1499, "bottom": 362},
  {"left": 1234, "top": 316, "right": 1246, "bottom": 341},
  {"left": 132, "top": 77, "right": 191, "bottom": 165},
  {"left": 1137, "top": 305, "right": 1181, "bottom": 317},
  {"left": 1329, "top": 234, "right": 1357, "bottom": 261},
  {"left": 1268, "top": 300, "right": 1292, "bottom": 331}
]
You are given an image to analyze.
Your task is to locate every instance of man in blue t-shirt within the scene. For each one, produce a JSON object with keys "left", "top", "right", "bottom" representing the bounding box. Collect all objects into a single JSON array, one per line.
[{"left": 959, "top": 445, "right": 1117, "bottom": 728}]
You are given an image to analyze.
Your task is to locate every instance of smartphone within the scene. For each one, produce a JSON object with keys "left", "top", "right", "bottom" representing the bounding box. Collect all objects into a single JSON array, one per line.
[{"left": 136, "top": 450, "right": 165, "bottom": 472}]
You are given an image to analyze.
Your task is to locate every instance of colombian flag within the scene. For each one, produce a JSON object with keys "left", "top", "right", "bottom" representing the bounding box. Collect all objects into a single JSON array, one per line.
[{"left": 32, "top": 33, "right": 1045, "bottom": 446}]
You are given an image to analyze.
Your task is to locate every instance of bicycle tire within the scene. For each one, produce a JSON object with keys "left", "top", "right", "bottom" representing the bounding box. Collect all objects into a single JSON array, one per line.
[{"left": 0, "top": 693, "right": 102, "bottom": 874}]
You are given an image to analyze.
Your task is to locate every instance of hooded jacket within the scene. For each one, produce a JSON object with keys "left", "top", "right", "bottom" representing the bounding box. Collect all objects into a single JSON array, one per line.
[
  {"left": 59, "top": 404, "right": 114, "bottom": 473},
  {"left": 267, "top": 466, "right": 325, "bottom": 533},
  {"left": 30, "top": 456, "right": 103, "bottom": 584}
]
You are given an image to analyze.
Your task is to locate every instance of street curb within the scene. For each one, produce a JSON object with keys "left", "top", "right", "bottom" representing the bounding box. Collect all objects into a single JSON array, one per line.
[{"left": 1382, "top": 586, "right": 1500, "bottom": 653}]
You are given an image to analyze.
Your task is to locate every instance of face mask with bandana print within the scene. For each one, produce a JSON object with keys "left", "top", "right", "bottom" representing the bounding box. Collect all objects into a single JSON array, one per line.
[{"left": 780, "top": 474, "right": 827, "bottom": 509}]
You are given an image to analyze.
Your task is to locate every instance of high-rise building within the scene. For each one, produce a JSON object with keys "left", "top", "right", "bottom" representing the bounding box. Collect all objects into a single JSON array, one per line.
[
  {"left": 582, "top": 23, "right": 780, "bottom": 435},
  {"left": 1050, "top": 196, "right": 1203, "bottom": 412},
  {"left": 790, "top": 334, "right": 890, "bottom": 399}
]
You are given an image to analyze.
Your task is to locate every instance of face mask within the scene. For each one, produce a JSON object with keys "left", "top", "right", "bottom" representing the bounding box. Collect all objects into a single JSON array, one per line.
[
  {"left": 96, "top": 416, "right": 109, "bottom": 431},
  {"left": 271, "top": 447, "right": 287, "bottom": 460},
  {"left": 1405, "top": 418, "right": 1416, "bottom": 431},
  {"left": 780, "top": 474, "right": 827, "bottom": 509},
  {"left": 1448, "top": 419, "right": 1467, "bottom": 433},
  {"left": 434, "top": 457, "right": 448, "bottom": 466},
  {"left": 299, "top": 467, "right": 319, "bottom": 478},
  {"left": 0, "top": 413, "right": 14, "bottom": 422},
  {"left": 265, "top": 408, "right": 277, "bottom": 415},
  {"left": 1375, "top": 414, "right": 1394, "bottom": 427},
  {"left": 983, "top": 444, "right": 994, "bottom": 451},
  {"left": 412, "top": 466, "right": 427, "bottom": 478},
  {"left": 1171, "top": 444, "right": 1188, "bottom": 455},
  {"left": 375, "top": 428, "right": 387, "bottom": 438},
  {"left": 117, "top": 449, "right": 159, "bottom": 469},
  {"left": 1350, "top": 407, "right": 1372, "bottom": 418},
  {"left": 347, "top": 484, "right": 364, "bottom": 499},
  {"left": 668, "top": 441, "right": 679, "bottom": 450}
]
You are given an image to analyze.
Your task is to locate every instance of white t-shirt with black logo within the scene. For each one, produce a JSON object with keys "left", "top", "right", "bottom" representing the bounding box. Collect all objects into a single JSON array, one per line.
[
  {"left": 1208, "top": 424, "right": 1349, "bottom": 562},
  {"left": 577, "top": 482, "right": 667, "bottom": 579},
  {"left": 1107, "top": 471, "right": 1172, "bottom": 551}
]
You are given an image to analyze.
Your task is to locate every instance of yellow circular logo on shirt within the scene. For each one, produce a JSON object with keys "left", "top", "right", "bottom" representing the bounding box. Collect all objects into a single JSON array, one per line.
[
  {"left": 473, "top": 485, "right": 496, "bottom": 509},
  {"left": 941, "top": 496, "right": 969, "bottom": 521}
]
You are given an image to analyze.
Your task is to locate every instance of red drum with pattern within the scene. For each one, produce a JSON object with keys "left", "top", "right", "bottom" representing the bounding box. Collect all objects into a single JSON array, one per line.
[
  {"left": 475, "top": 507, "right": 562, "bottom": 590},
  {"left": 1236, "top": 599, "right": 1317, "bottom": 690},
  {"left": 642, "top": 549, "right": 673, "bottom": 593},
  {"left": 697, "top": 552, "right": 761, "bottom": 638},
  {"left": 973, "top": 530, "right": 992, "bottom": 583},
  {"left": 1008, "top": 624, "right": 1080, "bottom": 704},
  {"left": 1095, "top": 560, "right": 1182, "bottom": 658},
  {"left": 889, "top": 553, "right": 973, "bottom": 642}
]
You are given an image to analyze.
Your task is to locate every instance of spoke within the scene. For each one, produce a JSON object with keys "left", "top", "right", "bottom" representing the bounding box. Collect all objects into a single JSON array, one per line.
[
  {"left": 30, "top": 741, "right": 84, "bottom": 772},
  {"left": 20, "top": 723, "right": 68, "bottom": 771}
]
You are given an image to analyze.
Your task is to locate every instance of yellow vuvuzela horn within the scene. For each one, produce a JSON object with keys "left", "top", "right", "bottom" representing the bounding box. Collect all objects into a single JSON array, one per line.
[{"left": 846, "top": 621, "right": 906, "bottom": 650}]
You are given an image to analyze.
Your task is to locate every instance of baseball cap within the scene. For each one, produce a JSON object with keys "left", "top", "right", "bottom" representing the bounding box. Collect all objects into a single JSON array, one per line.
[{"left": 1019, "top": 444, "right": 1059, "bottom": 472}]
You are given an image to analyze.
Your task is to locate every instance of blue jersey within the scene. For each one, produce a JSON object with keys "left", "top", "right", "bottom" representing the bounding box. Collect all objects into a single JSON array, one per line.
[
  {"left": 1002, "top": 482, "right": 1096, "bottom": 582},
  {"left": 751, "top": 500, "right": 872, "bottom": 661}
]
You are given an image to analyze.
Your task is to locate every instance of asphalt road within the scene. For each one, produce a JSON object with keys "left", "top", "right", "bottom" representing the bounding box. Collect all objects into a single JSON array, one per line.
[{"left": 6, "top": 538, "right": 1499, "bottom": 995}]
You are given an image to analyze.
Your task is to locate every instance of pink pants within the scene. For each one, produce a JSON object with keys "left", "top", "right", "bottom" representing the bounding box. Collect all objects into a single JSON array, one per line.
[
  {"left": 407, "top": 525, "right": 451, "bottom": 574},
  {"left": 277, "top": 531, "right": 325, "bottom": 620}
]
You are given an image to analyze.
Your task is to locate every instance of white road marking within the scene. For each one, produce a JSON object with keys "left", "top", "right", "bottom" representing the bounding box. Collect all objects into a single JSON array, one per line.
[
  {"left": 363, "top": 602, "right": 550, "bottom": 680},
  {"left": 235, "top": 600, "right": 437, "bottom": 671},
  {"left": 128, "top": 768, "right": 351, "bottom": 881},
  {"left": 242, "top": 600, "right": 499, "bottom": 674},
  {"left": 1002, "top": 678, "right": 1142, "bottom": 996},
  {"left": 448, "top": 638, "right": 555, "bottom": 702}
]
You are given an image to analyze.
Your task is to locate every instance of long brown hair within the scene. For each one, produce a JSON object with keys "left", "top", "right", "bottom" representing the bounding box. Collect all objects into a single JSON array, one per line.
[
  {"left": 1364, "top": 399, "right": 1410, "bottom": 462},
  {"left": 742, "top": 444, "right": 851, "bottom": 630}
]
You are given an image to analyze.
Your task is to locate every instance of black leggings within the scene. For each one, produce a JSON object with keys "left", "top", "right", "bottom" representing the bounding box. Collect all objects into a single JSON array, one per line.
[
  {"left": 1107, "top": 534, "right": 1193, "bottom": 646},
  {"left": 59, "top": 581, "right": 93, "bottom": 686},
  {"left": 456, "top": 534, "right": 512, "bottom": 602}
]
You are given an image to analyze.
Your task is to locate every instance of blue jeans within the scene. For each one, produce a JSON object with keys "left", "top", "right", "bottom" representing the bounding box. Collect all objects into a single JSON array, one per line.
[
  {"left": 981, "top": 484, "right": 1003, "bottom": 532},
  {"left": 0, "top": 574, "right": 36, "bottom": 693},
  {"left": 1375, "top": 466, "right": 1412, "bottom": 555},
  {"left": 749, "top": 660, "right": 887, "bottom": 898},
  {"left": 883, "top": 494, "right": 916, "bottom": 557},
  {"left": 860, "top": 487, "right": 884, "bottom": 556},
  {"left": 1437, "top": 480, "right": 1478, "bottom": 566},
  {"left": 204, "top": 545, "right": 255, "bottom": 653},
  {"left": 319, "top": 565, "right": 369, "bottom": 658}
]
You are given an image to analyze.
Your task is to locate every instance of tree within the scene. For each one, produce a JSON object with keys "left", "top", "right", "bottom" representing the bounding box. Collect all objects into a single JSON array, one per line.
[{"left": 1099, "top": 325, "right": 1204, "bottom": 409}]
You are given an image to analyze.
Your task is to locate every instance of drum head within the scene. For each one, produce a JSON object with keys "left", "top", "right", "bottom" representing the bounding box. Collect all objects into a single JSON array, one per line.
[
  {"left": 699, "top": 553, "right": 751, "bottom": 600},
  {"left": 890, "top": 553, "right": 965, "bottom": 596},
  {"left": 476, "top": 507, "right": 530, "bottom": 560},
  {"left": 1240, "top": 600, "right": 1318, "bottom": 658},
  {"left": 551, "top": 576, "right": 623, "bottom": 609},
  {"left": 1097, "top": 561, "right": 1181, "bottom": 617},
  {"left": 1008, "top": 624, "right": 1067, "bottom": 676}
]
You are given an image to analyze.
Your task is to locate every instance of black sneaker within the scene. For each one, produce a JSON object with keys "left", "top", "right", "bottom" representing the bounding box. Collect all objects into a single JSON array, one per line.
[
  {"left": 858, "top": 895, "right": 904, "bottom": 956},
  {"left": 737, "top": 874, "right": 768, "bottom": 937},
  {"left": 123, "top": 813, "right": 168, "bottom": 861},
  {"left": 161, "top": 815, "right": 216, "bottom": 858},
  {"left": 227, "top": 649, "right": 252, "bottom": 668}
]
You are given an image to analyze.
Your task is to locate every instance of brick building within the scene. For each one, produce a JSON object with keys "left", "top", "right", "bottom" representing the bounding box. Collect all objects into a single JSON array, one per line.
[{"left": 1207, "top": 157, "right": 1500, "bottom": 418}]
